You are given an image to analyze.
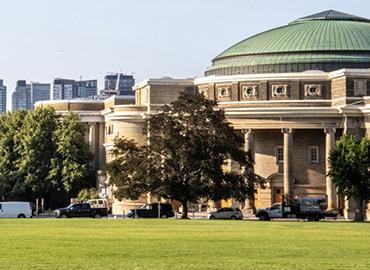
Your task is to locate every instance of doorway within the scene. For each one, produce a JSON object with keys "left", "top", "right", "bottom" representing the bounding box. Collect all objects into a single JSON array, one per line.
[{"left": 273, "top": 187, "right": 283, "bottom": 203}]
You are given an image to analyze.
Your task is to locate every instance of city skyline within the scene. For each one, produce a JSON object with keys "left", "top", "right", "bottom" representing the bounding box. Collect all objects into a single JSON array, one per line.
[{"left": 1, "top": 0, "right": 370, "bottom": 109}]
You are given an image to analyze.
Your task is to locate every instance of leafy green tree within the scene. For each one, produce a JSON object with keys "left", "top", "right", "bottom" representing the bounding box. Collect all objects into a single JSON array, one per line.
[
  {"left": 77, "top": 188, "right": 99, "bottom": 202},
  {"left": 328, "top": 135, "right": 370, "bottom": 221},
  {"left": 18, "top": 108, "right": 58, "bottom": 199},
  {"left": 0, "top": 111, "right": 28, "bottom": 200},
  {"left": 108, "top": 92, "right": 263, "bottom": 218},
  {"left": 53, "top": 113, "right": 92, "bottom": 192},
  {"left": 108, "top": 139, "right": 161, "bottom": 201},
  {"left": 0, "top": 108, "right": 92, "bottom": 206}
]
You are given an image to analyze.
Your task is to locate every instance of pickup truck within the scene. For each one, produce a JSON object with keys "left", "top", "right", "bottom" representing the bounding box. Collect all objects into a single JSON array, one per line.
[
  {"left": 256, "top": 197, "right": 338, "bottom": 221},
  {"left": 55, "top": 203, "right": 108, "bottom": 218}
]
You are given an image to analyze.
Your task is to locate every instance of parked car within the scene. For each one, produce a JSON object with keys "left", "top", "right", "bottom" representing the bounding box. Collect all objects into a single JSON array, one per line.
[
  {"left": 208, "top": 207, "right": 243, "bottom": 220},
  {"left": 126, "top": 203, "right": 175, "bottom": 218},
  {"left": 55, "top": 203, "right": 108, "bottom": 218},
  {"left": 256, "top": 198, "right": 338, "bottom": 221},
  {"left": 0, "top": 201, "right": 33, "bottom": 218}
]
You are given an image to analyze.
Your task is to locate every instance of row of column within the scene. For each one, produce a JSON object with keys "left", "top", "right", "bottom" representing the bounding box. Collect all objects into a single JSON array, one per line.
[
  {"left": 87, "top": 122, "right": 106, "bottom": 171},
  {"left": 242, "top": 127, "right": 337, "bottom": 211}
]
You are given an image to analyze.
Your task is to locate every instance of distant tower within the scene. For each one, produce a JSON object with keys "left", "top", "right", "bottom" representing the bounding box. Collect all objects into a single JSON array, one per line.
[
  {"left": 12, "top": 80, "right": 31, "bottom": 111},
  {"left": 52, "top": 78, "right": 76, "bottom": 100},
  {"left": 30, "top": 82, "right": 51, "bottom": 109},
  {"left": 101, "top": 73, "right": 135, "bottom": 96},
  {"left": 76, "top": 79, "right": 97, "bottom": 98},
  {"left": 0, "top": 80, "right": 7, "bottom": 114},
  {"left": 52, "top": 78, "right": 97, "bottom": 100}
]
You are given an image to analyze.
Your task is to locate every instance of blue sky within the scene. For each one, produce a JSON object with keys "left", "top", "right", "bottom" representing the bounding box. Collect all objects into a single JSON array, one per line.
[{"left": 1, "top": 0, "right": 369, "bottom": 107}]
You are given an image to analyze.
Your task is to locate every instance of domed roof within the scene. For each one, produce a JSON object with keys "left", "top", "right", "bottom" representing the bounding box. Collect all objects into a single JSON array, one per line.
[{"left": 206, "top": 10, "right": 370, "bottom": 76}]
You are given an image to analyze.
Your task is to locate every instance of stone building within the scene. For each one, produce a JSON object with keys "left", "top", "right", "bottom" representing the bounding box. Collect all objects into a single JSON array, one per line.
[{"left": 37, "top": 10, "right": 370, "bottom": 218}]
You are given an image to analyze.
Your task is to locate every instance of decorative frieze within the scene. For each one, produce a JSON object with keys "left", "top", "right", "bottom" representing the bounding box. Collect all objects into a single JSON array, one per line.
[
  {"left": 198, "top": 87, "right": 209, "bottom": 98},
  {"left": 354, "top": 79, "right": 367, "bottom": 96},
  {"left": 241, "top": 85, "right": 258, "bottom": 99},
  {"left": 304, "top": 84, "right": 322, "bottom": 97},
  {"left": 271, "top": 84, "right": 288, "bottom": 97},
  {"left": 217, "top": 86, "right": 231, "bottom": 100}
]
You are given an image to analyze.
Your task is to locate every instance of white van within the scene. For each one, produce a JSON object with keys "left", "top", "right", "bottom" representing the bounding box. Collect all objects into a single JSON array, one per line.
[{"left": 0, "top": 202, "right": 33, "bottom": 218}]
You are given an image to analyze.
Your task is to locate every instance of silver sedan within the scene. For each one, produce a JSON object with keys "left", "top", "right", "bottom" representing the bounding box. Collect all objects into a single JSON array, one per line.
[{"left": 207, "top": 207, "right": 243, "bottom": 220}]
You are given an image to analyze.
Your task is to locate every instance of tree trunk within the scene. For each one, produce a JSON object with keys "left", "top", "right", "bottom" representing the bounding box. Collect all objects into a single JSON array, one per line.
[
  {"left": 354, "top": 197, "right": 365, "bottom": 222},
  {"left": 181, "top": 200, "right": 189, "bottom": 219}
]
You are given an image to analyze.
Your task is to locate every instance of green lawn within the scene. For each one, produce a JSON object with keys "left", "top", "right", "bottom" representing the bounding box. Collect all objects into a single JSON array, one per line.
[{"left": 0, "top": 219, "right": 369, "bottom": 270}]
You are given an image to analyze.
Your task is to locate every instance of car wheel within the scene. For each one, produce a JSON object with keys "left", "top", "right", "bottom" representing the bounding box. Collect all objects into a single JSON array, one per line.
[
  {"left": 60, "top": 214, "right": 68, "bottom": 218},
  {"left": 230, "top": 216, "right": 237, "bottom": 220},
  {"left": 93, "top": 213, "right": 101, "bottom": 219},
  {"left": 259, "top": 213, "right": 270, "bottom": 221},
  {"left": 17, "top": 214, "right": 26, "bottom": 218},
  {"left": 209, "top": 215, "right": 216, "bottom": 220},
  {"left": 160, "top": 214, "right": 167, "bottom": 218}
]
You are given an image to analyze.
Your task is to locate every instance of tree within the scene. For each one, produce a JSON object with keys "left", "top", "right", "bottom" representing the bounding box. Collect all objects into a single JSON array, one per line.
[
  {"left": 18, "top": 108, "right": 58, "bottom": 199},
  {"left": 53, "top": 113, "right": 92, "bottom": 193},
  {"left": 328, "top": 135, "right": 370, "bottom": 221},
  {"left": 0, "top": 108, "right": 93, "bottom": 206},
  {"left": 0, "top": 111, "right": 28, "bottom": 200},
  {"left": 108, "top": 92, "right": 263, "bottom": 218},
  {"left": 77, "top": 188, "right": 99, "bottom": 202}
]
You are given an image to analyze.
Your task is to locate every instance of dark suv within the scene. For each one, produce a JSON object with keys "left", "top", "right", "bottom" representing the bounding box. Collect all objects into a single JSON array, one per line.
[
  {"left": 55, "top": 203, "right": 108, "bottom": 218},
  {"left": 126, "top": 203, "right": 175, "bottom": 218}
]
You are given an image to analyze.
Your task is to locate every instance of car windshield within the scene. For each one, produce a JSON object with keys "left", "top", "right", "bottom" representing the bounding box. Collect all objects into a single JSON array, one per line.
[
  {"left": 271, "top": 204, "right": 281, "bottom": 209},
  {"left": 140, "top": 204, "right": 152, "bottom": 210}
]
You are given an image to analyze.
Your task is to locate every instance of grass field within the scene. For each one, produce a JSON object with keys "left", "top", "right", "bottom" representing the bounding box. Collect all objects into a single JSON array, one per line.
[{"left": 0, "top": 219, "right": 369, "bottom": 270}]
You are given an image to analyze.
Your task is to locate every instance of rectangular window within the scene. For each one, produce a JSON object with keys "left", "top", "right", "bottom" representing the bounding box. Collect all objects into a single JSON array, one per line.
[
  {"left": 309, "top": 146, "right": 319, "bottom": 163},
  {"left": 276, "top": 146, "right": 284, "bottom": 163}
]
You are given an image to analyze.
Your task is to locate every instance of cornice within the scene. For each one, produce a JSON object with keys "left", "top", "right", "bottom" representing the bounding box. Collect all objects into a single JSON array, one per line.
[
  {"left": 134, "top": 78, "right": 195, "bottom": 90},
  {"left": 195, "top": 71, "right": 329, "bottom": 85}
]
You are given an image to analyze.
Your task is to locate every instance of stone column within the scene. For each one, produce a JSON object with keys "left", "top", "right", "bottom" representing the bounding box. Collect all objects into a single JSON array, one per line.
[
  {"left": 88, "top": 122, "right": 97, "bottom": 171},
  {"left": 84, "top": 123, "right": 90, "bottom": 144},
  {"left": 343, "top": 117, "right": 364, "bottom": 219},
  {"left": 324, "top": 128, "right": 337, "bottom": 211},
  {"left": 242, "top": 129, "right": 255, "bottom": 213},
  {"left": 282, "top": 128, "right": 294, "bottom": 203},
  {"left": 98, "top": 122, "right": 106, "bottom": 170}
]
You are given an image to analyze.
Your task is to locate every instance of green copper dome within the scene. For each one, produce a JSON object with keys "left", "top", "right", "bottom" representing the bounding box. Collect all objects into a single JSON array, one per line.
[{"left": 206, "top": 10, "right": 370, "bottom": 76}]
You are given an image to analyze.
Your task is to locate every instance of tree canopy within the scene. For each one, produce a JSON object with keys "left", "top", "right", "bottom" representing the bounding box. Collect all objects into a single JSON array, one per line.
[
  {"left": 77, "top": 188, "right": 99, "bottom": 202},
  {"left": 328, "top": 135, "right": 370, "bottom": 221},
  {"left": 108, "top": 91, "right": 263, "bottom": 218},
  {"left": 0, "top": 108, "right": 93, "bottom": 207}
]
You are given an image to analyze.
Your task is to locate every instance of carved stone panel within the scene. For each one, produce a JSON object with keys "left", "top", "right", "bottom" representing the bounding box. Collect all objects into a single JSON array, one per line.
[
  {"left": 217, "top": 86, "right": 231, "bottom": 100},
  {"left": 198, "top": 87, "right": 209, "bottom": 98},
  {"left": 304, "top": 84, "right": 322, "bottom": 97},
  {"left": 354, "top": 79, "right": 367, "bottom": 96},
  {"left": 241, "top": 84, "right": 258, "bottom": 99},
  {"left": 271, "top": 84, "right": 288, "bottom": 97}
]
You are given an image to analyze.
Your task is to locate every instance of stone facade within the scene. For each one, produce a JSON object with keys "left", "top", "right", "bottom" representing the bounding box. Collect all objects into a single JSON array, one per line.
[{"left": 36, "top": 69, "right": 370, "bottom": 219}]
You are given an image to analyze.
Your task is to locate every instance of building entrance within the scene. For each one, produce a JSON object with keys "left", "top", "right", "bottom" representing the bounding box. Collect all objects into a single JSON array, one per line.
[{"left": 273, "top": 187, "right": 283, "bottom": 203}]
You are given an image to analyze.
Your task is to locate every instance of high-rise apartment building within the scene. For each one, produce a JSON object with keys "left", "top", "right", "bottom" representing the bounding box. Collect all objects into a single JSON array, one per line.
[
  {"left": 101, "top": 73, "right": 135, "bottom": 96},
  {"left": 52, "top": 79, "right": 76, "bottom": 100},
  {"left": 12, "top": 80, "right": 31, "bottom": 111},
  {"left": 0, "top": 80, "right": 7, "bottom": 114},
  {"left": 30, "top": 82, "right": 50, "bottom": 109},
  {"left": 12, "top": 81, "right": 51, "bottom": 111},
  {"left": 53, "top": 78, "right": 97, "bottom": 100},
  {"left": 76, "top": 80, "right": 97, "bottom": 98}
]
